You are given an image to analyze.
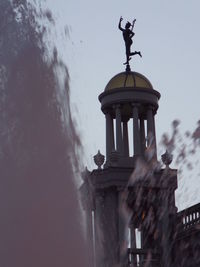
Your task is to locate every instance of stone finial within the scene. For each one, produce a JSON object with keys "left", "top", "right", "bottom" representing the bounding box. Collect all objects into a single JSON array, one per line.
[
  {"left": 94, "top": 150, "right": 105, "bottom": 170},
  {"left": 161, "top": 150, "right": 173, "bottom": 168}
]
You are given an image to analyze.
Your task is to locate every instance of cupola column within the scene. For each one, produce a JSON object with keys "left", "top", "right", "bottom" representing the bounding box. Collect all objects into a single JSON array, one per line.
[
  {"left": 147, "top": 105, "right": 157, "bottom": 158},
  {"left": 153, "top": 114, "right": 157, "bottom": 157},
  {"left": 123, "top": 119, "right": 129, "bottom": 157},
  {"left": 147, "top": 105, "right": 154, "bottom": 142},
  {"left": 115, "top": 104, "right": 123, "bottom": 154},
  {"left": 105, "top": 112, "right": 114, "bottom": 159},
  {"left": 140, "top": 118, "right": 146, "bottom": 156},
  {"left": 132, "top": 103, "right": 141, "bottom": 156}
]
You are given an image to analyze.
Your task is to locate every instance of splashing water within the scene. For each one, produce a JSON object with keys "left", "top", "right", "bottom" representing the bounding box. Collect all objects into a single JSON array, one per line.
[
  {"left": 0, "top": 1, "right": 90, "bottom": 266},
  {"left": 160, "top": 119, "right": 200, "bottom": 209}
]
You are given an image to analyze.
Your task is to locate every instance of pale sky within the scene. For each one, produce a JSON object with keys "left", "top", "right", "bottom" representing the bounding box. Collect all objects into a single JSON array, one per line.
[{"left": 45, "top": 0, "right": 200, "bottom": 210}]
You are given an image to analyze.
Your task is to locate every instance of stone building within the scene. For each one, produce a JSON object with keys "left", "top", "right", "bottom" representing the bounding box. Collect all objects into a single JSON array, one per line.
[{"left": 80, "top": 69, "right": 200, "bottom": 267}]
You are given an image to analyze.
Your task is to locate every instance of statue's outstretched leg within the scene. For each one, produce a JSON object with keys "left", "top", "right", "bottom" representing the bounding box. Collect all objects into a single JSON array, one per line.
[{"left": 130, "top": 51, "right": 142, "bottom": 57}]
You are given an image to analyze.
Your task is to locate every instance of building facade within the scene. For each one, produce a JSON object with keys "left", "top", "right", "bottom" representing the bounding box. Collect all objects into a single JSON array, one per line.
[{"left": 80, "top": 69, "right": 200, "bottom": 267}]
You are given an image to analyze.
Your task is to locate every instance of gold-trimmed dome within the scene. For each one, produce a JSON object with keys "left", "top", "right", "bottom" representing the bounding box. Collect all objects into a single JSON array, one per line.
[{"left": 105, "top": 71, "right": 153, "bottom": 91}]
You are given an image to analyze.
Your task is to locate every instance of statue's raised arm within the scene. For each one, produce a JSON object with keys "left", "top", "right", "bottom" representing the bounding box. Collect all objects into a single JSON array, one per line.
[
  {"left": 131, "top": 19, "right": 136, "bottom": 31},
  {"left": 118, "top": 16, "right": 124, "bottom": 31}
]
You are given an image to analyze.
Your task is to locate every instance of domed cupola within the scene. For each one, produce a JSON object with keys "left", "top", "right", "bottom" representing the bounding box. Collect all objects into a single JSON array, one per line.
[
  {"left": 105, "top": 71, "right": 153, "bottom": 91},
  {"left": 99, "top": 70, "right": 160, "bottom": 167}
]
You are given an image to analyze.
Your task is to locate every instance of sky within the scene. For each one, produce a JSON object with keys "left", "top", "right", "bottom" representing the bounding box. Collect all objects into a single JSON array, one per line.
[{"left": 45, "top": 0, "right": 200, "bottom": 210}]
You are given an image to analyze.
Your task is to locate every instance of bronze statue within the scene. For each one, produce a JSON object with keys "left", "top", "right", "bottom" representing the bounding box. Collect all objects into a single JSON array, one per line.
[{"left": 118, "top": 16, "right": 142, "bottom": 65}]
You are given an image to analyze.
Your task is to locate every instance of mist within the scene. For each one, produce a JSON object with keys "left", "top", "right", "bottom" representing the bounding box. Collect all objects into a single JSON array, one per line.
[{"left": 0, "top": 1, "right": 89, "bottom": 266}]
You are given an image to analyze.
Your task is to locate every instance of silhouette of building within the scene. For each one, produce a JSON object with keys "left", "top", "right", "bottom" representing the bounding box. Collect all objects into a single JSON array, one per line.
[{"left": 80, "top": 69, "right": 200, "bottom": 267}]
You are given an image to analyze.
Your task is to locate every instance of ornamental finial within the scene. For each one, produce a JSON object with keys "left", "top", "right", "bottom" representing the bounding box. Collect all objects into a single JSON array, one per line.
[
  {"left": 161, "top": 150, "right": 173, "bottom": 168},
  {"left": 93, "top": 150, "right": 105, "bottom": 170}
]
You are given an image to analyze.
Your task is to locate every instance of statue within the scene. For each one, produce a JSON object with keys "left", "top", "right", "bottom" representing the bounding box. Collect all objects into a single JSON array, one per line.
[{"left": 118, "top": 16, "right": 142, "bottom": 66}]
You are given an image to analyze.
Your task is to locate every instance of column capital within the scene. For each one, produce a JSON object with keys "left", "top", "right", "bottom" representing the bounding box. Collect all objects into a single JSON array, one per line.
[
  {"left": 112, "top": 103, "right": 121, "bottom": 110},
  {"left": 147, "top": 104, "right": 155, "bottom": 111},
  {"left": 122, "top": 117, "right": 129, "bottom": 123},
  {"left": 131, "top": 102, "right": 140, "bottom": 108},
  {"left": 104, "top": 108, "right": 112, "bottom": 115},
  {"left": 147, "top": 105, "right": 157, "bottom": 116}
]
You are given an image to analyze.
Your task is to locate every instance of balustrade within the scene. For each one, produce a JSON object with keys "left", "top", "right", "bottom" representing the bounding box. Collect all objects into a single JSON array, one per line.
[
  {"left": 127, "top": 248, "right": 160, "bottom": 267},
  {"left": 177, "top": 203, "right": 200, "bottom": 232}
]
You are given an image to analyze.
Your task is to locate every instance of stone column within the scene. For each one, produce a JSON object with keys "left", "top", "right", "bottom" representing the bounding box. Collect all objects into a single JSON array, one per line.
[
  {"left": 147, "top": 105, "right": 157, "bottom": 158},
  {"left": 105, "top": 112, "right": 114, "bottom": 160},
  {"left": 147, "top": 105, "right": 154, "bottom": 141},
  {"left": 118, "top": 189, "right": 127, "bottom": 266},
  {"left": 94, "top": 192, "right": 106, "bottom": 267},
  {"left": 153, "top": 113, "right": 157, "bottom": 158},
  {"left": 123, "top": 120, "right": 129, "bottom": 157},
  {"left": 80, "top": 180, "right": 95, "bottom": 267},
  {"left": 132, "top": 104, "right": 141, "bottom": 156},
  {"left": 140, "top": 118, "right": 146, "bottom": 156},
  {"left": 111, "top": 116, "right": 114, "bottom": 151},
  {"left": 85, "top": 208, "right": 95, "bottom": 267},
  {"left": 94, "top": 190, "right": 119, "bottom": 267},
  {"left": 115, "top": 105, "right": 123, "bottom": 154},
  {"left": 130, "top": 225, "right": 137, "bottom": 266}
]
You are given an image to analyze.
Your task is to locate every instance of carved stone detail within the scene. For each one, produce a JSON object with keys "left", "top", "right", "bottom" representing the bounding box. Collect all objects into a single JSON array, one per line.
[
  {"left": 161, "top": 150, "right": 173, "bottom": 168},
  {"left": 94, "top": 150, "right": 105, "bottom": 169}
]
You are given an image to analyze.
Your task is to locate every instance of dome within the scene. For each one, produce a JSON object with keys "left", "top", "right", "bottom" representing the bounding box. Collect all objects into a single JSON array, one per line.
[{"left": 105, "top": 71, "right": 153, "bottom": 91}]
